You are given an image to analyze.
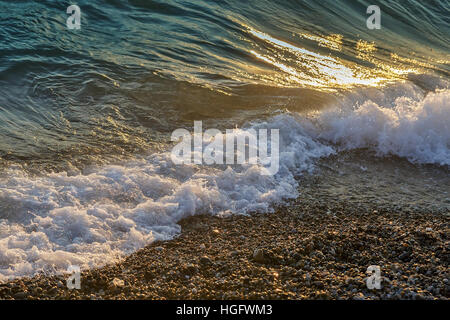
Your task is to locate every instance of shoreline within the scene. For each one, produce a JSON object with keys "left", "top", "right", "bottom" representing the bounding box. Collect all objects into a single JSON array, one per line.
[{"left": 0, "top": 198, "right": 448, "bottom": 300}]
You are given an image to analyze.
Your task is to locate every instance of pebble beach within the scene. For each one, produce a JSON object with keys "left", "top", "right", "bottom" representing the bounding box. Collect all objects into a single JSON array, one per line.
[{"left": 1, "top": 186, "right": 448, "bottom": 300}]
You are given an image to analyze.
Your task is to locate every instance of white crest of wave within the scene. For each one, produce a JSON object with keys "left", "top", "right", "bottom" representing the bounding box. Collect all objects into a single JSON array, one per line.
[{"left": 311, "top": 88, "right": 450, "bottom": 165}]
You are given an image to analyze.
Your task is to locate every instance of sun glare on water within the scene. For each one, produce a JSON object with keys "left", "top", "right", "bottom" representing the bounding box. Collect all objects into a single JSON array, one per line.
[{"left": 244, "top": 26, "right": 419, "bottom": 91}]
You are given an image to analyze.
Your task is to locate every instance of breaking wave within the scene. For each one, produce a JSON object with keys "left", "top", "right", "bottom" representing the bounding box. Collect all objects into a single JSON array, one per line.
[{"left": 1, "top": 81, "right": 448, "bottom": 281}]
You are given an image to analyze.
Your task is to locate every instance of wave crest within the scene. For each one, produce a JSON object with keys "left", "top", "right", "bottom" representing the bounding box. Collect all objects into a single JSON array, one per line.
[{"left": 313, "top": 89, "right": 450, "bottom": 165}]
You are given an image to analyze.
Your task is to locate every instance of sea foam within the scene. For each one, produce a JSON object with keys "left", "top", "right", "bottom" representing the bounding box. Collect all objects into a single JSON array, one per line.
[
  {"left": 0, "top": 115, "right": 333, "bottom": 281},
  {"left": 310, "top": 88, "right": 450, "bottom": 165},
  {"left": 0, "top": 83, "right": 448, "bottom": 281}
]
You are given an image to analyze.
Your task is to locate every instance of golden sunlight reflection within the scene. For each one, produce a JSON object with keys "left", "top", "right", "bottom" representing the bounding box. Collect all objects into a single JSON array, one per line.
[
  {"left": 299, "top": 33, "right": 343, "bottom": 51},
  {"left": 244, "top": 26, "right": 420, "bottom": 91},
  {"left": 391, "top": 53, "right": 435, "bottom": 70}
]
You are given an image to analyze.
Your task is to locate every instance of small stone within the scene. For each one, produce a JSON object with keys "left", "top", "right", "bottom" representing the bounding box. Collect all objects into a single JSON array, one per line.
[
  {"left": 199, "top": 256, "right": 212, "bottom": 265},
  {"left": 155, "top": 247, "right": 164, "bottom": 252},
  {"left": 353, "top": 292, "right": 365, "bottom": 300},
  {"left": 49, "top": 286, "right": 58, "bottom": 294},
  {"left": 415, "top": 294, "right": 425, "bottom": 300},
  {"left": 35, "top": 287, "right": 44, "bottom": 295},
  {"left": 144, "top": 271, "right": 154, "bottom": 280},
  {"left": 313, "top": 281, "right": 323, "bottom": 288},
  {"left": 399, "top": 251, "right": 410, "bottom": 261},
  {"left": 305, "top": 273, "right": 312, "bottom": 285},
  {"left": 184, "top": 264, "right": 199, "bottom": 275},
  {"left": 230, "top": 251, "right": 239, "bottom": 257},
  {"left": 253, "top": 249, "right": 266, "bottom": 263},
  {"left": 111, "top": 278, "right": 125, "bottom": 288},
  {"left": 13, "top": 291, "right": 28, "bottom": 299},
  {"left": 192, "top": 288, "right": 198, "bottom": 295},
  {"left": 199, "top": 244, "right": 206, "bottom": 250}
]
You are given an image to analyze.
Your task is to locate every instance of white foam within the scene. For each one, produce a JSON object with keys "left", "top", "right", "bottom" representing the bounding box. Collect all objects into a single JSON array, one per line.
[
  {"left": 309, "top": 88, "right": 450, "bottom": 165},
  {"left": 0, "top": 115, "right": 333, "bottom": 281}
]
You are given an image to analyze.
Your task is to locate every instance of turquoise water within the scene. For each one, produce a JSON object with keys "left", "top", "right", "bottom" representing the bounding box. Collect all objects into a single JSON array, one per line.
[{"left": 0, "top": 0, "right": 448, "bottom": 163}]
